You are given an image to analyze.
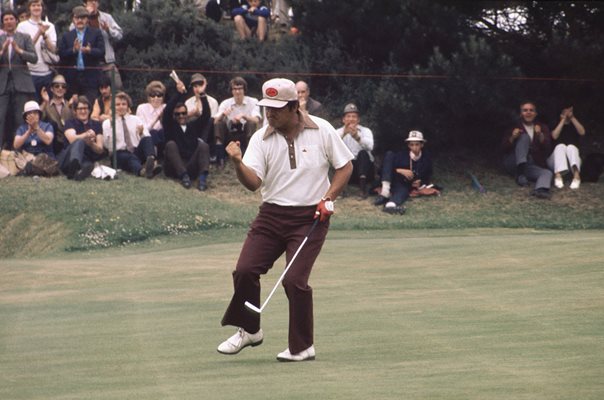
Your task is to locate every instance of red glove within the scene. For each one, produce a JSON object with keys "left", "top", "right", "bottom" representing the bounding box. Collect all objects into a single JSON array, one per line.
[{"left": 314, "top": 197, "right": 335, "bottom": 222}]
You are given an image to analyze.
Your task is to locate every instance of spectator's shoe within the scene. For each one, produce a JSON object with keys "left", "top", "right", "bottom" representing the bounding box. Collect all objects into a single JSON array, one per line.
[
  {"left": 382, "top": 205, "right": 406, "bottom": 215},
  {"left": 531, "top": 188, "right": 551, "bottom": 199},
  {"left": 73, "top": 163, "right": 94, "bottom": 181},
  {"left": 570, "top": 178, "right": 581, "bottom": 190},
  {"left": 198, "top": 179, "right": 207, "bottom": 191},
  {"left": 144, "top": 156, "right": 162, "bottom": 179},
  {"left": 374, "top": 195, "right": 389, "bottom": 206},
  {"left": 277, "top": 345, "right": 316, "bottom": 362},
  {"left": 554, "top": 176, "right": 564, "bottom": 189},
  {"left": 180, "top": 174, "right": 192, "bottom": 189},
  {"left": 217, "top": 328, "right": 264, "bottom": 355},
  {"left": 65, "top": 159, "right": 80, "bottom": 179},
  {"left": 516, "top": 174, "right": 529, "bottom": 187}
]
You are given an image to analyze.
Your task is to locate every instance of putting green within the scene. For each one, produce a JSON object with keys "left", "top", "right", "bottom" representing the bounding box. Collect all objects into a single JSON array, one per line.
[{"left": 1, "top": 229, "right": 603, "bottom": 399}]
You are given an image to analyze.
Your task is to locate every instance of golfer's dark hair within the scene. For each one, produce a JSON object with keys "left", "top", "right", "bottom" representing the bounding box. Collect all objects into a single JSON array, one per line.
[
  {"left": 286, "top": 100, "right": 299, "bottom": 112},
  {"left": 229, "top": 76, "right": 247, "bottom": 93}
]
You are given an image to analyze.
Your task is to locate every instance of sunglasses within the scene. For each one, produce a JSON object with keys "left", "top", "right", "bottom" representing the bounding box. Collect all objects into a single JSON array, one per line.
[
  {"left": 52, "top": 84, "right": 67, "bottom": 89},
  {"left": 173, "top": 111, "right": 187, "bottom": 116},
  {"left": 150, "top": 93, "right": 164, "bottom": 98}
]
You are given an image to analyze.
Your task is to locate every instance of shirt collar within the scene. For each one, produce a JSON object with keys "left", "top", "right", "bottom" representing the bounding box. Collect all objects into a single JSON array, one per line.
[{"left": 263, "top": 111, "right": 319, "bottom": 140}]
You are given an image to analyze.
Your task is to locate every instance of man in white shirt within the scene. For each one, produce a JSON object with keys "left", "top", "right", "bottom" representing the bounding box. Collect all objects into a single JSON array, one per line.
[
  {"left": 217, "top": 78, "right": 353, "bottom": 362},
  {"left": 214, "top": 76, "right": 261, "bottom": 166},
  {"left": 336, "top": 103, "right": 375, "bottom": 198},
  {"left": 102, "top": 91, "right": 161, "bottom": 178}
]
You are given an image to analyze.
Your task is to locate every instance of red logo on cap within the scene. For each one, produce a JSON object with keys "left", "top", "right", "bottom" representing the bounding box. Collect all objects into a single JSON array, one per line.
[{"left": 265, "top": 87, "right": 278, "bottom": 97}]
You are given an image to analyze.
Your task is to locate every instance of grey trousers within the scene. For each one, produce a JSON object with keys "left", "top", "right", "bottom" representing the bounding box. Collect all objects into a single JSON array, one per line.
[{"left": 503, "top": 133, "right": 552, "bottom": 190}]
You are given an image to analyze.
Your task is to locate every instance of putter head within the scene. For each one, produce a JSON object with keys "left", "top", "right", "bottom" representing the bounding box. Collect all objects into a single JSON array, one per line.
[{"left": 244, "top": 301, "right": 262, "bottom": 314}]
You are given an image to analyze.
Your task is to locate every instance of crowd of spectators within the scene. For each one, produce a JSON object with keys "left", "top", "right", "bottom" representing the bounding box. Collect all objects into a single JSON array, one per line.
[{"left": 0, "top": 1, "right": 598, "bottom": 210}]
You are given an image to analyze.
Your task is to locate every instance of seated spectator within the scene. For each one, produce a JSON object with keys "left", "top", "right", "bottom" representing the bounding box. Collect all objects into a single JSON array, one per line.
[
  {"left": 186, "top": 73, "right": 219, "bottom": 122},
  {"left": 162, "top": 78, "right": 211, "bottom": 190},
  {"left": 547, "top": 106, "right": 586, "bottom": 189},
  {"left": 16, "top": 6, "right": 29, "bottom": 23},
  {"left": 296, "top": 80, "right": 328, "bottom": 119},
  {"left": 17, "top": 0, "right": 58, "bottom": 104},
  {"left": 13, "top": 100, "right": 59, "bottom": 176},
  {"left": 91, "top": 75, "right": 112, "bottom": 122},
  {"left": 336, "top": 103, "right": 374, "bottom": 198},
  {"left": 40, "top": 74, "right": 77, "bottom": 155},
  {"left": 59, "top": 95, "right": 105, "bottom": 181},
  {"left": 375, "top": 131, "right": 433, "bottom": 215},
  {"left": 214, "top": 76, "right": 261, "bottom": 166},
  {"left": 58, "top": 6, "right": 105, "bottom": 106},
  {"left": 502, "top": 101, "right": 553, "bottom": 199},
  {"left": 0, "top": 10, "right": 38, "bottom": 150},
  {"left": 102, "top": 91, "right": 161, "bottom": 178},
  {"left": 135, "top": 80, "right": 166, "bottom": 159},
  {"left": 232, "top": 0, "right": 270, "bottom": 42}
]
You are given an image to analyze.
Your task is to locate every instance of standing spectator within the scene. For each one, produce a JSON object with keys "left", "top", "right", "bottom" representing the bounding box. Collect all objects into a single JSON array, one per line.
[
  {"left": 185, "top": 73, "right": 219, "bottom": 162},
  {"left": 375, "top": 130, "right": 433, "bottom": 215},
  {"left": 13, "top": 101, "right": 59, "bottom": 177},
  {"left": 90, "top": 75, "right": 112, "bottom": 122},
  {"left": 58, "top": 6, "right": 105, "bottom": 106},
  {"left": 547, "top": 106, "right": 586, "bottom": 189},
  {"left": 217, "top": 78, "right": 353, "bottom": 362},
  {"left": 59, "top": 95, "right": 105, "bottom": 180},
  {"left": 83, "top": 0, "right": 123, "bottom": 89},
  {"left": 336, "top": 103, "right": 374, "bottom": 198},
  {"left": 295, "top": 80, "right": 327, "bottom": 119},
  {"left": 214, "top": 76, "right": 261, "bottom": 166},
  {"left": 232, "top": 0, "right": 270, "bottom": 42},
  {"left": 102, "top": 91, "right": 161, "bottom": 178},
  {"left": 40, "top": 74, "right": 76, "bottom": 155},
  {"left": 0, "top": 10, "right": 37, "bottom": 149},
  {"left": 162, "top": 78, "right": 212, "bottom": 191},
  {"left": 135, "top": 80, "right": 166, "bottom": 159},
  {"left": 16, "top": 0, "right": 57, "bottom": 103},
  {"left": 502, "top": 101, "right": 553, "bottom": 199}
]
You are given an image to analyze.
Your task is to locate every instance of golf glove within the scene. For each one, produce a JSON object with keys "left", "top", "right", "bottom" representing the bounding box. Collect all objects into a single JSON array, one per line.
[{"left": 315, "top": 197, "right": 334, "bottom": 222}]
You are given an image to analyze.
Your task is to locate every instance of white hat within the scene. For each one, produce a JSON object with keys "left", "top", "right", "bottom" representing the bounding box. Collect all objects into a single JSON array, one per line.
[
  {"left": 258, "top": 78, "right": 298, "bottom": 108},
  {"left": 23, "top": 101, "right": 41, "bottom": 118},
  {"left": 405, "top": 130, "right": 425, "bottom": 142}
]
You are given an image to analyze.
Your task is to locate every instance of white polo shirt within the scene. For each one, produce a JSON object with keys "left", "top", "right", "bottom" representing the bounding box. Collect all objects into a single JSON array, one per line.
[
  {"left": 243, "top": 113, "right": 354, "bottom": 206},
  {"left": 336, "top": 124, "right": 374, "bottom": 162}
]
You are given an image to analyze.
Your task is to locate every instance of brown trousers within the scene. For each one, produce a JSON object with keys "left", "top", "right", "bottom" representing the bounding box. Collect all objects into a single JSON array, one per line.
[
  {"left": 163, "top": 140, "right": 209, "bottom": 179},
  {"left": 221, "top": 202, "right": 329, "bottom": 354}
]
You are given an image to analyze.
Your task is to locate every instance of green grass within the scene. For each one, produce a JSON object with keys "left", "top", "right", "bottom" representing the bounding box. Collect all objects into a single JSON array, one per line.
[
  {"left": 1, "top": 159, "right": 603, "bottom": 258},
  {"left": 1, "top": 229, "right": 603, "bottom": 399}
]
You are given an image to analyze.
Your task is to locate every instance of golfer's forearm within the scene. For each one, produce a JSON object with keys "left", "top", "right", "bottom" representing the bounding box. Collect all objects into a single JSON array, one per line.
[
  {"left": 325, "top": 161, "right": 353, "bottom": 200},
  {"left": 234, "top": 161, "right": 262, "bottom": 191}
]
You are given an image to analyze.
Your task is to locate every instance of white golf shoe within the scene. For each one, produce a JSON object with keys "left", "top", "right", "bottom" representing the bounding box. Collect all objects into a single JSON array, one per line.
[
  {"left": 570, "top": 178, "right": 581, "bottom": 190},
  {"left": 554, "top": 176, "right": 564, "bottom": 189},
  {"left": 276, "top": 345, "right": 315, "bottom": 362},
  {"left": 217, "top": 328, "right": 263, "bottom": 355}
]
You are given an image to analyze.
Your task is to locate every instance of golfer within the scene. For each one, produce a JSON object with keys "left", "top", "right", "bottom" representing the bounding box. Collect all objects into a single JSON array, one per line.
[{"left": 217, "top": 78, "right": 353, "bottom": 361}]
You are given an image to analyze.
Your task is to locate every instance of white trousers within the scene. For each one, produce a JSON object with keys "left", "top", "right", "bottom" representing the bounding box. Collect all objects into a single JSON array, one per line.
[{"left": 547, "top": 143, "right": 581, "bottom": 174}]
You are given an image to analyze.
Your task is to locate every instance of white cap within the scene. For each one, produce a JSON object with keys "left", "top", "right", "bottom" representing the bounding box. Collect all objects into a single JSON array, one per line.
[
  {"left": 405, "top": 130, "right": 426, "bottom": 142},
  {"left": 23, "top": 101, "right": 41, "bottom": 118},
  {"left": 258, "top": 78, "right": 298, "bottom": 108}
]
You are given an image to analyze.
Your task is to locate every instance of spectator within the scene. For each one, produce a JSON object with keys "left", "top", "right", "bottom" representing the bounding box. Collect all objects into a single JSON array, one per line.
[
  {"left": 135, "top": 80, "right": 166, "bottom": 159},
  {"left": 162, "top": 78, "right": 212, "bottom": 191},
  {"left": 90, "top": 75, "right": 112, "bottom": 122},
  {"left": 336, "top": 103, "right": 374, "bottom": 198},
  {"left": 0, "top": 10, "right": 38, "bottom": 149},
  {"left": 502, "top": 101, "right": 553, "bottom": 199},
  {"left": 13, "top": 100, "right": 59, "bottom": 176},
  {"left": 295, "top": 80, "right": 327, "bottom": 119},
  {"left": 231, "top": 0, "right": 269, "bottom": 42},
  {"left": 374, "top": 130, "right": 433, "bottom": 215},
  {"left": 17, "top": 0, "right": 57, "bottom": 103},
  {"left": 58, "top": 6, "right": 105, "bottom": 106},
  {"left": 59, "top": 95, "right": 105, "bottom": 181},
  {"left": 185, "top": 73, "right": 219, "bottom": 122},
  {"left": 40, "top": 74, "right": 76, "bottom": 155},
  {"left": 271, "top": 0, "right": 292, "bottom": 27},
  {"left": 547, "top": 106, "right": 586, "bottom": 189},
  {"left": 214, "top": 76, "right": 261, "bottom": 166},
  {"left": 16, "top": 5, "right": 28, "bottom": 22},
  {"left": 102, "top": 91, "right": 161, "bottom": 178}
]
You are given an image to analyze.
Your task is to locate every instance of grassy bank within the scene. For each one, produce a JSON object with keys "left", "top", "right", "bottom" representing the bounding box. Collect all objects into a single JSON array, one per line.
[{"left": 1, "top": 159, "right": 602, "bottom": 258}]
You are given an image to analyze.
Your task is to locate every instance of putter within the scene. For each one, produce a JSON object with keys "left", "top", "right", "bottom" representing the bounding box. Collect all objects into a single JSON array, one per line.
[{"left": 245, "top": 217, "right": 320, "bottom": 314}]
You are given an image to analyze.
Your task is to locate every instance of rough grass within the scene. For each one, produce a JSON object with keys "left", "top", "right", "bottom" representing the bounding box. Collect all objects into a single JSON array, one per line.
[{"left": 0, "top": 157, "right": 603, "bottom": 258}]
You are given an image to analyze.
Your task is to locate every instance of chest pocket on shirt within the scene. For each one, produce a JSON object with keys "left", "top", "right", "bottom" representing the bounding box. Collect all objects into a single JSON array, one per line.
[{"left": 297, "top": 144, "right": 324, "bottom": 169}]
